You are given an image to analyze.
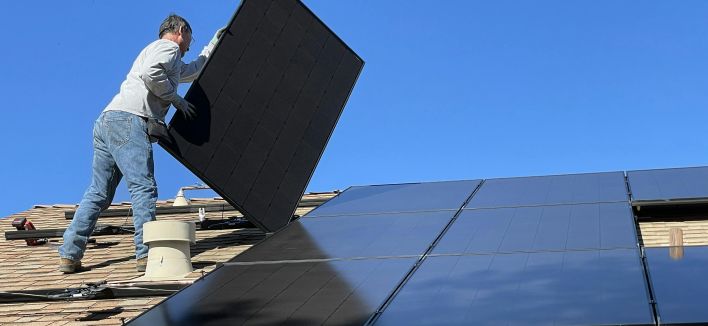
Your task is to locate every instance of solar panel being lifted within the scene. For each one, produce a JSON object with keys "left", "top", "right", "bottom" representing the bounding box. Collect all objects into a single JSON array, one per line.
[{"left": 160, "top": 0, "right": 364, "bottom": 232}]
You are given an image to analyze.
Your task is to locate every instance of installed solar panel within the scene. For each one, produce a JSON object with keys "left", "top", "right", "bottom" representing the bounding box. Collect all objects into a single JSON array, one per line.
[
  {"left": 128, "top": 258, "right": 416, "bottom": 326},
  {"left": 433, "top": 202, "right": 638, "bottom": 255},
  {"left": 232, "top": 210, "right": 455, "bottom": 262},
  {"left": 305, "top": 180, "right": 480, "bottom": 217},
  {"left": 160, "top": 0, "right": 364, "bottom": 232},
  {"left": 375, "top": 250, "right": 654, "bottom": 325},
  {"left": 628, "top": 166, "right": 708, "bottom": 205},
  {"left": 466, "top": 172, "right": 628, "bottom": 209},
  {"left": 645, "top": 246, "right": 708, "bottom": 325}
]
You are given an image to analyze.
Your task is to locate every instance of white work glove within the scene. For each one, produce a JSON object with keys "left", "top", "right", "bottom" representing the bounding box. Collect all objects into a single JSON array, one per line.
[
  {"left": 210, "top": 27, "right": 227, "bottom": 47},
  {"left": 172, "top": 97, "right": 196, "bottom": 120}
]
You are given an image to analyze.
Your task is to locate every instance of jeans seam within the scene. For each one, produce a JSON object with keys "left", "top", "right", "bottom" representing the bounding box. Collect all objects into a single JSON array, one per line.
[{"left": 59, "top": 255, "right": 78, "bottom": 261}]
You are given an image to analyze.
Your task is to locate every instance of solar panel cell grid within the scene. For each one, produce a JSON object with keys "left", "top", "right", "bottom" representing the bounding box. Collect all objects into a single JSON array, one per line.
[
  {"left": 433, "top": 202, "right": 638, "bottom": 255},
  {"left": 305, "top": 180, "right": 481, "bottom": 217},
  {"left": 129, "top": 258, "right": 417, "bottom": 326},
  {"left": 466, "top": 172, "right": 628, "bottom": 209},
  {"left": 231, "top": 210, "right": 456, "bottom": 262},
  {"left": 376, "top": 251, "right": 654, "bottom": 326},
  {"left": 645, "top": 246, "right": 708, "bottom": 324}
]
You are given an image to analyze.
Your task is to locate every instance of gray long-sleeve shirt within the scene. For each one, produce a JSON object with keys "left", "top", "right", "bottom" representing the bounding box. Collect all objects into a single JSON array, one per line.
[{"left": 103, "top": 39, "right": 213, "bottom": 120}]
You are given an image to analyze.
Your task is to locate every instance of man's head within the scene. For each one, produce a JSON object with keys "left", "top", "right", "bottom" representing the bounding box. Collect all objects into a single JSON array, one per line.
[{"left": 159, "top": 14, "right": 192, "bottom": 57}]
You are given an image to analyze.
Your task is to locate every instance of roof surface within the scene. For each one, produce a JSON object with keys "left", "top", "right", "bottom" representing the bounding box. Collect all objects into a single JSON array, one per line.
[{"left": 0, "top": 192, "right": 335, "bottom": 325}]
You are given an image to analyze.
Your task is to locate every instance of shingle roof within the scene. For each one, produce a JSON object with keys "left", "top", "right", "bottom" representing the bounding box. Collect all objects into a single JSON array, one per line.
[{"left": 0, "top": 192, "right": 336, "bottom": 325}]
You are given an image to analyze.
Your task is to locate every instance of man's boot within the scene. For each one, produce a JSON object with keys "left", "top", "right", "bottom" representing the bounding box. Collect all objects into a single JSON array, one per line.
[{"left": 59, "top": 258, "right": 81, "bottom": 273}]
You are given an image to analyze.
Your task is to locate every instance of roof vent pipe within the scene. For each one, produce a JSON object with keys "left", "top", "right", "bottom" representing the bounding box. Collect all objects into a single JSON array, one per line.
[
  {"left": 141, "top": 220, "right": 196, "bottom": 280},
  {"left": 172, "top": 184, "right": 211, "bottom": 206}
]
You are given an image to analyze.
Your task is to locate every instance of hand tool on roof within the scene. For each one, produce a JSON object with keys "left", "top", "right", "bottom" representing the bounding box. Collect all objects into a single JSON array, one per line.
[
  {"left": 5, "top": 217, "right": 258, "bottom": 241},
  {"left": 5, "top": 223, "right": 134, "bottom": 241},
  {"left": 0, "top": 280, "right": 189, "bottom": 303},
  {"left": 11, "top": 217, "right": 47, "bottom": 246}
]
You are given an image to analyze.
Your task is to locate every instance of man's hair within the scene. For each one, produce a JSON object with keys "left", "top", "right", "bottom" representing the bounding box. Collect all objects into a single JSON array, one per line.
[{"left": 158, "top": 14, "right": 192, "bottom": 38}]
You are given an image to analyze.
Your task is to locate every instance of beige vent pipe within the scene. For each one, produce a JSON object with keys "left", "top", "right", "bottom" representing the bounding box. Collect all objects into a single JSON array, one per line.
[{"left": 141, "top": 221, "right": 196, "bottom": 280}]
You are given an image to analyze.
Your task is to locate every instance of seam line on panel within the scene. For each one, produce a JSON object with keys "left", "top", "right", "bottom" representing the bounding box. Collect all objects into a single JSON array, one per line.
[
  {"left": 224, "top": 255, "right": 422, "bottom": 266},
  {"left": 305, "top": 208, "right": 460, "bottom": 219},
  {"left": 635, "top": 217, "right": 660, "bottom": 324},
  {"left": 463, "top": 199, "right": 628, "bottom": 211},
  {"left": 364, "top": 180, "right": 485, "bottom": 325},
  {"left": 625, "top": 168, "right": 656, "bottom": 325}
]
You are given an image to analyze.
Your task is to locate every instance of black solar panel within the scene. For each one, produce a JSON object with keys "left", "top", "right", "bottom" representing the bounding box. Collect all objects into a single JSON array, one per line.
[
  {"left": 160, "top": 0, "right": 364, "bottom": 232},
  {"left": 628, "top": 166, "right": 708, "bottom": 205},
  {"left": 376, "top": 250, "right": 654, "bottom": 325},
  {"left": 231, "top": 210, "right": 455, "bottom": 262},
  {"left": 645, "top": 246, "right": 708, "bottom": 324},
  {"left": 127, "top": 258, "right": 416, "bottom": 326},
  {"left": 466, "top": 172, "right": 628, "bottom": 209},
  {"left": 305, "top": 180, "right": 480, "bottom": 217},
  {"left": 434, "top": 202, "right": 638, "bottom": 254}
]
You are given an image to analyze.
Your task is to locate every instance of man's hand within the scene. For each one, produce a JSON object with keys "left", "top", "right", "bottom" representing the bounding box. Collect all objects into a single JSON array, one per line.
[
  {"left": 210, "top": 27, "right": 227, "bottom": 47},
  {"left": 173, "top": 97, "right": 197, "bottom": 119}
]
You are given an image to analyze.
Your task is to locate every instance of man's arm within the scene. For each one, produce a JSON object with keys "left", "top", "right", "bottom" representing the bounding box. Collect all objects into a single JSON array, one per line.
[
  {"left": 179, "top": 27, "right": 226, "bottom": 83},
  {"left": 139, "top": 42, "right": 182, "bottom": 104},
  {"left": 179, "top": 46, "right": 210, "bottom": 83},
  {"left": 139, "top": 41, "right": 195, "bottom": 118}
]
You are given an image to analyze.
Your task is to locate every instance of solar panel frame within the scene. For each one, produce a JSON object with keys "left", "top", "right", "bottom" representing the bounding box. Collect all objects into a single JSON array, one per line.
[{"left": 159, "top": 0, "right": 364, "bottom": 232}]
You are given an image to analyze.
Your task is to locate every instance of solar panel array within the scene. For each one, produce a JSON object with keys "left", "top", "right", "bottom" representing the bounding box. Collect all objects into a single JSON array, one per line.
[
  {"left": 160, "top": 0, "right": 364, "bottom": 232},
  {"left": 375, "top": 172, "right": 653, "bottom": 325},
  {"left": 130, "top": 171, "right": 690, "bottom": 325}
]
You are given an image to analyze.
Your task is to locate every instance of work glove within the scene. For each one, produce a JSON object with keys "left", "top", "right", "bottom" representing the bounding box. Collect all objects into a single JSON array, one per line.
[
  {"left": 146, "top": 119, "right": 169, "bottom": 143},
  {"left": 210, "top": 27, "right": 227, "bottom": 47},
  {"left": 172, "top": 97, "right": 197, "bottom": 120}
]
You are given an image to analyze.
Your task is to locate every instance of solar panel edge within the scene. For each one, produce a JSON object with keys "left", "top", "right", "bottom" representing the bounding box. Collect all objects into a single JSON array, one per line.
[
  {"left": 305, "top": 180, "right": 481, "bottom": 218},
  {"left": 296, "top": 0, "right": 365, "bottom": 65}
]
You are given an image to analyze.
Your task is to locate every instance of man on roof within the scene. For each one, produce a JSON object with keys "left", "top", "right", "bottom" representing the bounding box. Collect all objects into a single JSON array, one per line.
[{"left": 58, "top": 14, "right": 224, "bottom": 273}]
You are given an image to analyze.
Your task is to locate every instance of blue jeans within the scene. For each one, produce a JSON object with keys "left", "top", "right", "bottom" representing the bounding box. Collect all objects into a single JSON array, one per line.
[{"left": 59, "top": 110, "right": 157, "bottom": 261}]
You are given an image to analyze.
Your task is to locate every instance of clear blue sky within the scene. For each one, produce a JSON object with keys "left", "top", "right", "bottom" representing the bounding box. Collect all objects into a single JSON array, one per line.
[{"left": 2, "top": 1, "right": 708, "bottom": 218}]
